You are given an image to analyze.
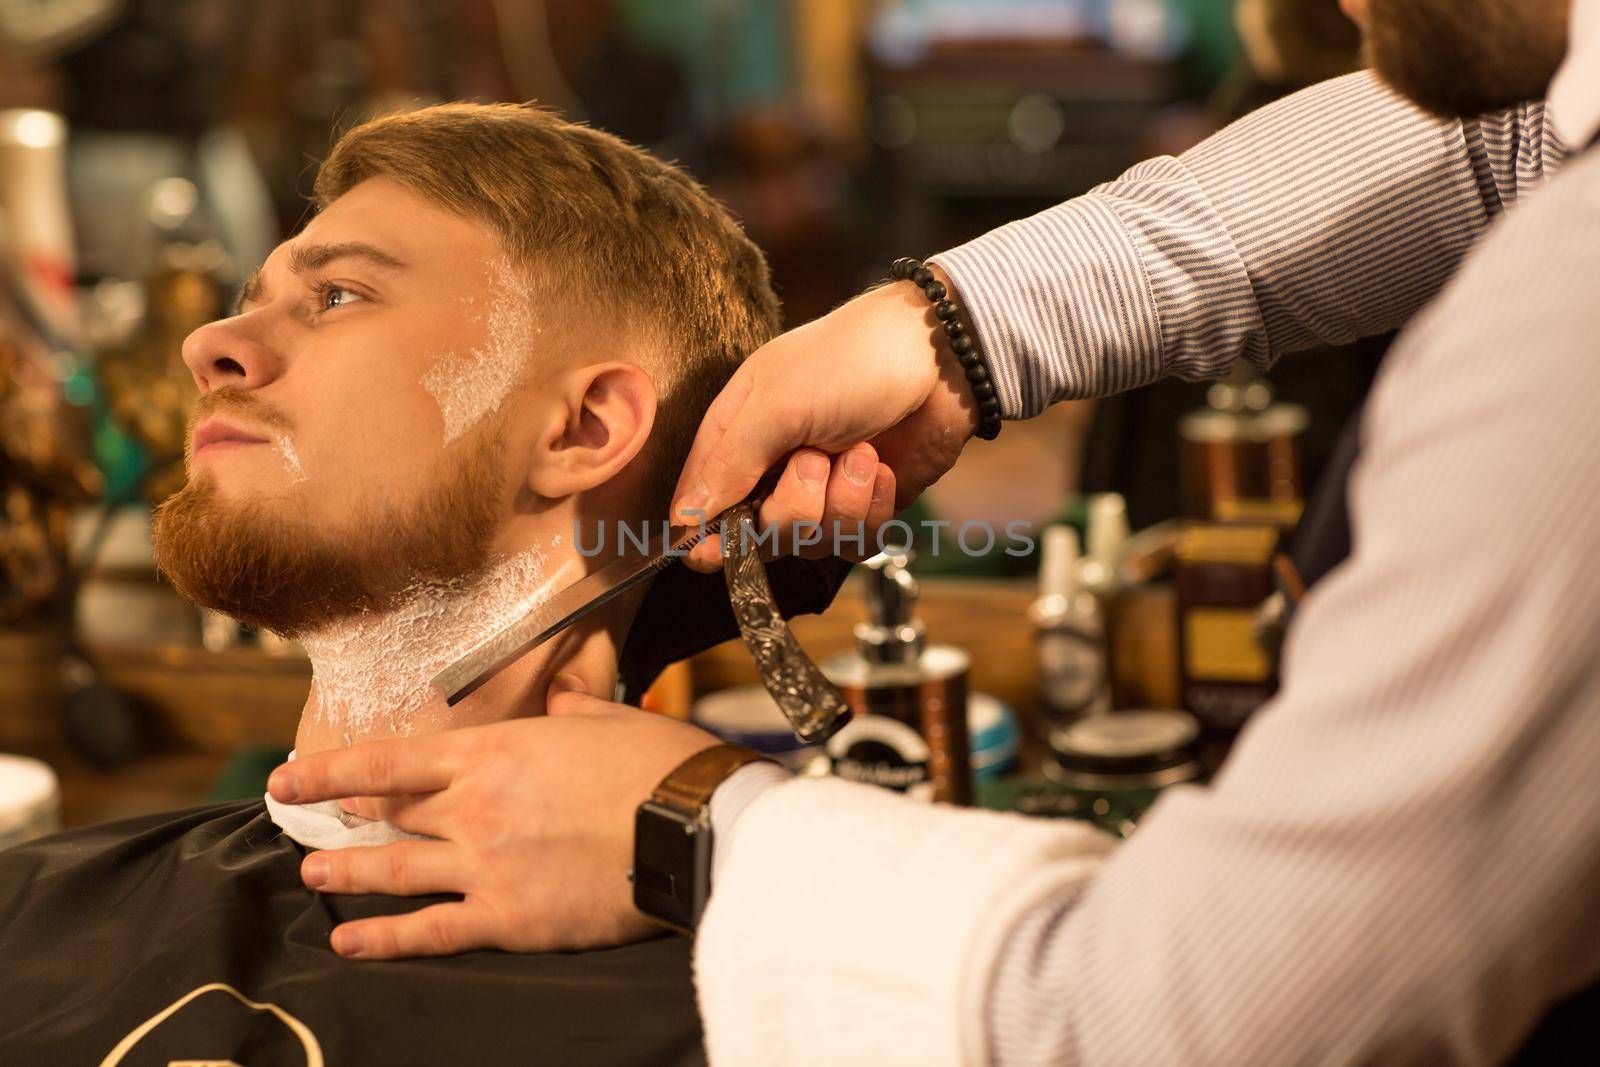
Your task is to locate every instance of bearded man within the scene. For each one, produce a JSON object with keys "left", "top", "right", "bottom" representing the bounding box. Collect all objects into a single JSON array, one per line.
[
  {"left": 273, "top": 1, "right": 1600, "bottom": 1065},
  {"left": 0, "top": 102, "right": 878, "bottom": 1064}
]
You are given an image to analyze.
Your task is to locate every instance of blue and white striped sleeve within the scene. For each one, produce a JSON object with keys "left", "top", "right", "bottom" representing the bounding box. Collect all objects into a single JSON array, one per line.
[{"left": 929, "top": 70, "right": 1561, "bottom": 420}]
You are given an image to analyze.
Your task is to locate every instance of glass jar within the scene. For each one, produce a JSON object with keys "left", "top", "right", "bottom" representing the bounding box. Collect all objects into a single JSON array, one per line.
[{"left": 980, "top": 710, "right": 1202, "bottom": 838}]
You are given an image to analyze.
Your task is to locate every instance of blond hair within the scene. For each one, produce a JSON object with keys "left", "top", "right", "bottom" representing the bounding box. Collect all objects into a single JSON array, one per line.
[{"left": 313, "top": 102, "right": 781, "bottom": 517}]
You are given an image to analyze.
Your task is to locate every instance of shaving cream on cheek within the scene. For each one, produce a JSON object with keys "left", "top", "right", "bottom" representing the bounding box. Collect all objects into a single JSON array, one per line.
[
  {"left": 275, "top": 434, "right": 307, "bottom": 484},
  {"left": 300, "top": 545, "right": 561, "bottom": 740},
  {"left": 422, "top": 263, "right": 541, "bottom": 445}
]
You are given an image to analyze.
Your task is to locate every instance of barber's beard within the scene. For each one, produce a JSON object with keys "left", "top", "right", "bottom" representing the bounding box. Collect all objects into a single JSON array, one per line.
[
  {"left": 152, "top": 427, "right": 503, "bottom": 640},
  {"left": 1364, "top": 0, "right": 1569, "bottom": 118}
]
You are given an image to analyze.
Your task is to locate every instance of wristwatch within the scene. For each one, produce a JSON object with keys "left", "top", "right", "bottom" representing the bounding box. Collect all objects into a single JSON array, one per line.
[{"left": 631, "top": 742, "right": 774, "bottom": 935}]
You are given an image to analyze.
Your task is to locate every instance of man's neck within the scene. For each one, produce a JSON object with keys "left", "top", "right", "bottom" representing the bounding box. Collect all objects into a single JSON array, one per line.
[{"left": 292, "top": 543, "right": 611, "bottom": 756}]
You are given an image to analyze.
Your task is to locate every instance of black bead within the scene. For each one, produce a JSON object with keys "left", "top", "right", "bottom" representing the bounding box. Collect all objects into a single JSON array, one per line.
[
  {"left": 958, "top": 350, "right": 982, "bottom": 369},
  {"left": 911, "top": 266, "right": 934, "bottom": 286},
  {"left": 923, "top": 281, "right": 947, "bottom": 302},
  {"left": 979, "top": 396, "right": 1001, "bottom": 412},
  {"left": 891, "top": 257, "right": 918, "bottom": 279},
  {"left": 973, "top": 381, "right": 995, "bottom": 401},
  {"left": 934, "top": 300, "right": 958, "bottom": 321},
  {"left": 965, "top": 364, "right": 987, "bottom": 384},
  {"left": 943, "top": 320, "right": 965, "bottom": 339},
  {"left": 950, "top": 333, "right": 975, "bottom": 355}
]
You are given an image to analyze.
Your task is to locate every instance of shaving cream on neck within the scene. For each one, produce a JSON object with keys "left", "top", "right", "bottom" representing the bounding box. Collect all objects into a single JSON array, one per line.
[{"left": 299, "top": 544, "right": 561, "bottom": 744}]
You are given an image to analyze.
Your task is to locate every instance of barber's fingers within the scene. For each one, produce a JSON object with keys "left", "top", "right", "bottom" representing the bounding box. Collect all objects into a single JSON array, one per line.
[
  {"left": 860, "top": 464, "right": 898, "bottom": 559},
  {"left": 681, "top": 529, "right": 723, "bottom": 573},
  {"left": 546, "top": 673, "right": 619, "bottom": 716},
  {"left": 303, "top": 840, "right": 462, "bottom": 898},
  {"left": 342, "top": 791, "right": 450, "bottom": 837},
  {"left": 329, "top": 900, "right": 497, "bottom": 960},
  {"left": 759, "top": 448, "right": 829, "bottom": 555},
  {"left": 270, "top": 734, "right": 467, "bottom": 805},
  {"left": 670, "top": 368, "right": 797, "bottom": 527},
  {"left": 681, "top": 446, "right": 831, "bottom": 571},
  {"left": 680, "top": 447, "right": 896, "bottom": 569},
  {"left": 672, "top": 367, "right": 825, "bottom": 531},
  {"left": 812, "top": 444, "right": 879, "bottom": 560}
]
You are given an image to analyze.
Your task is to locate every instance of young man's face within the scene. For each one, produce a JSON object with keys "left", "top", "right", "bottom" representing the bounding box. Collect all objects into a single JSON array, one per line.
[
  {"left": 154, "top": 178, "right": 547, "bottom": 635},
  {"left": 182, "top": 176, "right": 536, "bottom": 531}
]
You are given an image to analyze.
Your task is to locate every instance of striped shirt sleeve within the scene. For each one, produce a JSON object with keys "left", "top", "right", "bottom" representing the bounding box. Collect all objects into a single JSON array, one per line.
[
  {"left": 930, "top": 70, "right": 1561, "bottom": 420},
  {"left": 983, "top": 145, "right": 1600, "bottom": 1067}
]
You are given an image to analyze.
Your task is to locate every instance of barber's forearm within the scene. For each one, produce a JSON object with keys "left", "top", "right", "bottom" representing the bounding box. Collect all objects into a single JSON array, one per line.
[{"left": 930, "top": 71, "right": 1556, "bottom": 420}]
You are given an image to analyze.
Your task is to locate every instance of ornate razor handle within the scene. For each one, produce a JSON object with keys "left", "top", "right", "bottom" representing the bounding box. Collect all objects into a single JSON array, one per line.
[{"left": 721, "top": 502, "right": 853, "bottom": 743}]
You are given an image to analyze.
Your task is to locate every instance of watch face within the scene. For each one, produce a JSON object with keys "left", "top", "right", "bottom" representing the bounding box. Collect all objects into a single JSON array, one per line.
[{"left": 633, "top": 802, "right": 710, "bottom": 933}]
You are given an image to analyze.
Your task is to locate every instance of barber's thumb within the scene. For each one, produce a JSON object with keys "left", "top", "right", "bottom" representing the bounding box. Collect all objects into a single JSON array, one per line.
[
  {"left": 547, "top": 672, "right": 593, "bottom": 715},
  {"left": 672, "top": 442, "right": 775, "bottom": 523}
]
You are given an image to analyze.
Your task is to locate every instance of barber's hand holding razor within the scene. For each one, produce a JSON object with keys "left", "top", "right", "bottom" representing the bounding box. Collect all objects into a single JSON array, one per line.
[
  {"left": 270, "top": 270, "right": 986, "bottom": 960},
  {"left": 268, "top": 676, "right": 719, "bottom": 958},
  {"left": 673, "top": 264, "right": 980, "bottom": 570}
]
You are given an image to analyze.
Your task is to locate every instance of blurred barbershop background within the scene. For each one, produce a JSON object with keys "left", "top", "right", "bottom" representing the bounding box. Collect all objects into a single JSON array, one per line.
[{"left": 0, "top": 0, "right": 1374, "bottom": 843}]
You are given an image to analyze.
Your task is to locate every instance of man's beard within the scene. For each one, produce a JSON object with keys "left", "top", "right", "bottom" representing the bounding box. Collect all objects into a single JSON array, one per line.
[
  {"left": 152, "top": 424, "right": 505, "bottom": 640},
  {"left": 1364, "top": 0, "right": 1569, "bottom": 118}
]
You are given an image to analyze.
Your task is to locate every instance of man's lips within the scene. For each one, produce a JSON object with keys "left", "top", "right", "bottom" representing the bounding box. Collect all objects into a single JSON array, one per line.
[{"left": 192, "top": 418, "right": 271, "bottom": 456}]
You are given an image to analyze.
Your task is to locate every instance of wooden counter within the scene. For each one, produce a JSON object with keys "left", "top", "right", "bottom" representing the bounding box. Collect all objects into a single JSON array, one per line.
[{"left": 1, "top": 577, "right": 1178, "bottom": 828}]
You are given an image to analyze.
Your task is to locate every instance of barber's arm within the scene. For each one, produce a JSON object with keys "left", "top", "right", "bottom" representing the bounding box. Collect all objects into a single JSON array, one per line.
[
  {"left": 671, "top": 70, "right": 1556, "bottom": 573},
  {"left": 971, "top": 198, "right": 1600, "bottom": 1065},
  {"left": 931, "top": 70, "right": 1557, "bottom": 420},
  {"left": 626, "top": 162, "right": 1600, "bottom": 1065}
]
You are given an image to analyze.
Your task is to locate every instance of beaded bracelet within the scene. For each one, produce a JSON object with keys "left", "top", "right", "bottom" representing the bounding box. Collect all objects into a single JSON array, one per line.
[{"left": 889, "top": 257, "right": 1003, "bottom": 441}]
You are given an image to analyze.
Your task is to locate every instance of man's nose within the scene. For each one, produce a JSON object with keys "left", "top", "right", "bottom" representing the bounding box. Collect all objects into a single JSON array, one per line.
[{"left": 180, "top": 316, "right": 283, "bottom": 393}]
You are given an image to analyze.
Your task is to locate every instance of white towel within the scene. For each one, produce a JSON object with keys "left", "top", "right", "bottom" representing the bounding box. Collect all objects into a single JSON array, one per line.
[
  {"left": 694, "top": 777, "right": 1116, "bottom": 1066},
  {"left": 262, "top": 751, "right": 428, "bottom": 851}
]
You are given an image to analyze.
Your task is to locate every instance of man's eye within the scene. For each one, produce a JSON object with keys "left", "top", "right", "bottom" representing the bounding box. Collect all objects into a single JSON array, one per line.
[{"left": 316, "top": 284, "right": 364, "bottom": 312}]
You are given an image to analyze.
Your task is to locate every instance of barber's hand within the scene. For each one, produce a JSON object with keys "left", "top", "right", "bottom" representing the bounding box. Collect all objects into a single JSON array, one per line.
[
  {"left": 266, "top": 676, "right": 719, "bottom": 959},
  {"left": 673, "top": 265, "right": 980, "bottom": 571}
]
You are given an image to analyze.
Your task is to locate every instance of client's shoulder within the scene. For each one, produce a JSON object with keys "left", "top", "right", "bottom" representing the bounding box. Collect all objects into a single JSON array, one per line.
[{"left": 0, "top": 799, "right": 279, "bottom": 893}]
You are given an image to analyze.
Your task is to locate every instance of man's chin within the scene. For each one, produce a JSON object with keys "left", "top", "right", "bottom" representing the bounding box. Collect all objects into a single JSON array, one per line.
[
  {"left": 151, "top": 479, "right": 386, "bottom": 639},
  {"left": 154, "top": 412, "right": 507, "bottom": 639}
]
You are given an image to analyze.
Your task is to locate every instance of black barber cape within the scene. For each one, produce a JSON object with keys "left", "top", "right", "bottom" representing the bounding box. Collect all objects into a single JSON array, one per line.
[
  {"left": 0, "top": 800, "right": 705, "bottom": 1065},
  {"left": 0, "top": 556, "right": 855, "bottom": 1063}
]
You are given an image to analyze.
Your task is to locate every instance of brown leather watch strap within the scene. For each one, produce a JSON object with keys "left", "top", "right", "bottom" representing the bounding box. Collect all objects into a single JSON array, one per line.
[{"left": 651, "top": 742, "right": 774, "bottom": 816}]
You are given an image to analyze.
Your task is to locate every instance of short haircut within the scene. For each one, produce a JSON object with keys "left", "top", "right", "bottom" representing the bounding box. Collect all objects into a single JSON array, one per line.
[{"left": 312, "top": 102, "right": 782, "bottom": 518}]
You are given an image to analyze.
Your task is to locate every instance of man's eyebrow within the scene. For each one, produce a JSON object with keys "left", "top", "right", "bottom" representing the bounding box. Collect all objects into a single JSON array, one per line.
[
  {"left": 232, "top": 241, "right": 409, "bottom": 314},
  {"left": 286, "top": 240, "right": 408, "bottom": 276}
]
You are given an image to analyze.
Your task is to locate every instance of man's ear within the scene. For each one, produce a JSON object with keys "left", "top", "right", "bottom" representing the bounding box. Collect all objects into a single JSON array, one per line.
[{"left": 525, "top": 361, "right": 657, "bottom": 499}]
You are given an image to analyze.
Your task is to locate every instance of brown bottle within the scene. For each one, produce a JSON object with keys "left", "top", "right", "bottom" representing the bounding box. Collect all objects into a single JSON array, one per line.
[{"left": 819, "top": 552, "right": 973, "bottom": 805}]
